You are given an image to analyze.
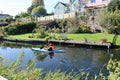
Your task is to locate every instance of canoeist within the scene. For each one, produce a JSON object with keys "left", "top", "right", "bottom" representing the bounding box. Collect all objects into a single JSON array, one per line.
[{"left": 48, "top": 43, "right": 55, "bottom": 51}]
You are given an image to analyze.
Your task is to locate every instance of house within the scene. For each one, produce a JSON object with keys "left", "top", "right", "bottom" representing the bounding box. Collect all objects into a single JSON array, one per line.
[
  {"left": 70, "top": 0, "right": 81, "bottom": 12},
  {"left": 0, "top": 14, "right": 12, "bottom": 19},
  {"left": 54, "top": 2, "right": 71, "bottom": 15},
  {"left": 54, "top": 0, "right": 111, "bottom": 14},
  {"left": 85, "top": 0, "right": 111, "bottom": 15},
  {"left": 84, "top": 0, "right": 111, "bottom": 32}
]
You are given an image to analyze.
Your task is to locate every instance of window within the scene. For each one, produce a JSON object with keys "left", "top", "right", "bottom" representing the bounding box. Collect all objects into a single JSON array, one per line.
[{"left": 90, "top": 0, "right": 96, "bottom": 3}]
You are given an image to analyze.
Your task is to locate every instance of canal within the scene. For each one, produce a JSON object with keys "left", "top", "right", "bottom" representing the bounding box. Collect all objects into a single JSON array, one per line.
[{"left": 0, "top": 41, "right": 120, "bottom": 77}]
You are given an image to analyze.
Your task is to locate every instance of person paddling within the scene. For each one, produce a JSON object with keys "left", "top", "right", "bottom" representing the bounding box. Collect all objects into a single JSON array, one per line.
[{"left": 48, "top": 43, "right": 55, "bottom": 51}]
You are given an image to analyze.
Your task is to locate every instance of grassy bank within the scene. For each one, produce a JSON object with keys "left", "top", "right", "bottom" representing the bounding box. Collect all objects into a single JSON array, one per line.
[{"left": 7, "top": 33, "right": 120, "bottom": 45}]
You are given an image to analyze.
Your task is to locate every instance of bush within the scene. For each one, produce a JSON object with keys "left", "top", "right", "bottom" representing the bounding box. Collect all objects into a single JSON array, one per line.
[
  {"left": 67, "top": 25, "right": 90, "bottom": 34},
  {"left": 107, "top": 55, "right": 120, "bottom": 80},
  {"left": 5, "top": 22, "right": 36, "bottom": 35},
  {"left": 32, "top": 26, "right": 48, "bottom": 38},
  {"left": 67, "top": 27, "right": 79, "bottom": 33},
  {"left": 0, "top": 22, "right": 8, "bottom": 26},
  {"left": 79, "top": 24, "right": 90, "bottom": 33},
  {"left": 0, "top": 27, "right": 7, "bottom": 38},
  {"left": 107, "top": 27, "right": 116, "bottom": 34}
]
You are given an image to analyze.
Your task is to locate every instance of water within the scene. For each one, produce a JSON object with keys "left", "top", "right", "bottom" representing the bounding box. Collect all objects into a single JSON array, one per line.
[{"left": 0, "top": 41, "right": 120, "bottom": 76}]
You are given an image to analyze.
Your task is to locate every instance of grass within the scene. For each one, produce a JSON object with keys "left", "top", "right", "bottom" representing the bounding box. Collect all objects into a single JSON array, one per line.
[{"left": 7, "top": 33, "right": 120, "bottom": 45}]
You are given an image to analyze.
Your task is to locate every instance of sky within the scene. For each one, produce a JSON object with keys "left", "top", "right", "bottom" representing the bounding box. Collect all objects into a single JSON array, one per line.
[{"left": 0, "top": 0, "right": 69, "bottom": 16}]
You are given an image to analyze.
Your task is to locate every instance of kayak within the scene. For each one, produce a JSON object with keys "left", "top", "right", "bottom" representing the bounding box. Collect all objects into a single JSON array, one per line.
[{"left": 32, "top": 48, "right": 65, "bottom": 53}]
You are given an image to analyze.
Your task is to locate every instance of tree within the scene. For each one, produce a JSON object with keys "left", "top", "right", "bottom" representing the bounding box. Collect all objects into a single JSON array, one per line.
[
  {"left": 27, "top": 5, "right": 34, "bottom": 14},
  {"left": 31, "top": 6, "right": 46, "bottom": 15},
  {"left": 15, "top": 12, "right": 29, "bottom": 19},
  {"left": 32, "top": 0, "right": 44, "bottom": 7},
  {"left": 27, "top": 0, "right": 46, "bottom": 15},
  {"left": 109, "top": 9, "right": 120, "bottom": 27},
  {"left": 108, "top": 0, "right": 120, "bottom": 12},
  {"left": 98, "top": 9, "right": 110, "bottom": 27}
]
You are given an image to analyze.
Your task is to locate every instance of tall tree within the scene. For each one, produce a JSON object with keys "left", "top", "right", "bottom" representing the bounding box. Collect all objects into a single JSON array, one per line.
[
  {"left": 108, "top": 0, "right": 120, "bottom": 12},
  {"left": 32, "top": 0, "right": 44, "bottom": 7},
  {"left": 27, "top": 0, "right": 46, "bottom": 15},
  {"left": 31, "top": 6, "right": 46, "bottom": 15}
]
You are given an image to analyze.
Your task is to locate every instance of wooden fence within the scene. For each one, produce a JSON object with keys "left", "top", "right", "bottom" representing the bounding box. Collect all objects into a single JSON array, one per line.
[{"left": 37, "top": 12, "right": 76, "bottom": 21}]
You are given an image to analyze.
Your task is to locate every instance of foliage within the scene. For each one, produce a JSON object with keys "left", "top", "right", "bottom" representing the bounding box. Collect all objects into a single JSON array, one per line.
[
  {"left": 108, "top": 9, "right": 120, "bottom": 27},
  {"left": 67, "top": 27, "right": 80, "bottom": 33},
  {"left": 78, "top": 12, "right": 90, "bottom": 24},
  {"left": 79, "top": 24, "right": 90, "bottom": 33},
  {"left": 98, "top": 9, "right": 120, "bottom": 34},
  {"left": 0, "top": 22, "right": 8, "bottom": 26},
  {"left": 31, "top": 6, "right": 47, "bottom": 15},
  {"left": 15, "top": 12, "right": 29, "bottom": 18},
  {"left": 32, "top": 0, "right": 44, "bottom": 7},
  {"left": 0, "top": 27, "right": 7, "bottom": 38},
  {"left": 66, "top": 18, "right": 78, "bottom": 28},
  {"left": 56, "top": 18, "right": 79, "bottom": 33},
  {"left": 5, "top": 22, "right": 36, "bottom": 35},
  {"left": 0, "top": 52, "right": 42, "bottom": 80},
  {"left": 32, "top": 26, "right": 48, "bottom": 38},
  {"left": 98, "top": 9, "right": 110, "bottom": 27},
  {"left": 27, "top": 0, "right": 46, "bottom": 15},
  {"left": 27, "top": 5, "right": 34, "bottom": 14},
  {"left": 67, "top": 24, "right": 90, "bottom": 33},
  {"left": 107, "top": 0, "right": 120, "bottom": 12},
  {"left": 107, "top": 54, "right": 120, "bottom": 80},
  {"left": 0, "top": 17, "right": 13, "bottom": 24}
]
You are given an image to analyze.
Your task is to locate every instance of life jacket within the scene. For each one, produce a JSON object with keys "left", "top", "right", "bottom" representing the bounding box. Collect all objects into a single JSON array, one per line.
[{"left": 49, "top": 45, "right": 55, "bottom": 50}]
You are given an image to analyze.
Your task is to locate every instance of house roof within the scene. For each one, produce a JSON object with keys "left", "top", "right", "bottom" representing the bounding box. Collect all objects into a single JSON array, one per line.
[
  {"left": 0, "top": 14, "right": 12, "bottom": 17},
  {"left": 31, "top": 14, "right": 46, "bottom": 17},
  {"left": 54, "top": 2, "right": 70, "bottom": 8}
]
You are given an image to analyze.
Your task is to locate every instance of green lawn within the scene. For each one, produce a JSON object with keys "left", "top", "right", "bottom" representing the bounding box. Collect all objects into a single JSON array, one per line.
[{"left": 7, "top": 33, "right": 120, "bottom": 45}]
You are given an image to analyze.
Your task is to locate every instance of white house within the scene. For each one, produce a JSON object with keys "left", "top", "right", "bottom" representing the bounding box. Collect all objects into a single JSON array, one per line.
[{"left": 54, "top": 2, "right": 71, "bottom": 15}]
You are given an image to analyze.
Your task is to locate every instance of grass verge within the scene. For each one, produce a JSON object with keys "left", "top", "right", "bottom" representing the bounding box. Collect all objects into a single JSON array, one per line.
[{"left": 7, "top": 33, "right": 120, "bottom": 45}]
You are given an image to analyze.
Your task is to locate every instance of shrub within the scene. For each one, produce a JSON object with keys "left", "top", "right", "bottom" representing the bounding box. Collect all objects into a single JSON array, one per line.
[
  {"left": 32, "top": 26, "right": 48, "bottom": 38},
  {"left": 79, "top": 24, "right": 90, "bottom": 33},
  {"left": 5, "top": 22, "right": 36, "bottom": 35},
  {"left": 67, "top": 27, "right": 79, "bottom": 33},
  {"left": 107, "top": 55, "right": 120, "bottom": 80},
  {"left": 107, "top": 27, "right": 116, "bottom": 34},
  {"left": 0, "top": 22, "right": 8, "bottom": 26},
  {"left": 67, "top": 25, "right": 90, "bottom": 34},
  {"left": 0, "top": 27, "right": 7, "bottom": 38}
]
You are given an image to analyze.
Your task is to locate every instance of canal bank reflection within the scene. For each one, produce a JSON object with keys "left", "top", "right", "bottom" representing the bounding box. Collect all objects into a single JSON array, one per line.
[{"left": 34, "top": 52, "right": 48, "bottom": 61}]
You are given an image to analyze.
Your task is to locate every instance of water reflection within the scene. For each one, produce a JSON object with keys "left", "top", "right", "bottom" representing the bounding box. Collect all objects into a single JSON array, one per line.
[
  {"left": 34, "top": 52, "right": 48, "bottom": 61},
  {"left": 49, "top": 52, "right": 54, "bottom": 59}
]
